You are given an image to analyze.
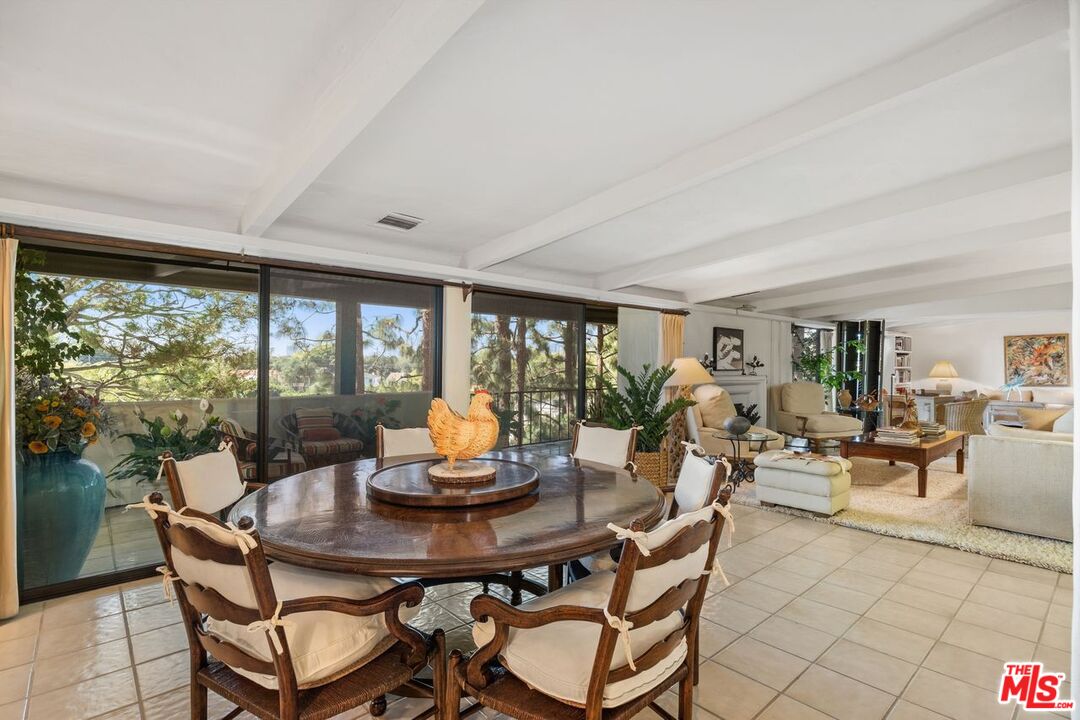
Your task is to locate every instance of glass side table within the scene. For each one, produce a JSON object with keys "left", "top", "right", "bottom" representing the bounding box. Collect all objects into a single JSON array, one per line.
[{"left": 711, "top": 430, "right": 782, "bottom": 490}]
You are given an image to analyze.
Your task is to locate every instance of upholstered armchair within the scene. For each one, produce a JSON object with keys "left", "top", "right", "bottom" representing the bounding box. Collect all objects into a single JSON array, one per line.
[
  {"left": 769, "top": 382, "right": 863, "bottom": 449},
  {"left": 685, "top": 384, "right": 783, "bottom": 457},
  {"left": 278, "top": 408, "right": 365, "bottom": 469}
]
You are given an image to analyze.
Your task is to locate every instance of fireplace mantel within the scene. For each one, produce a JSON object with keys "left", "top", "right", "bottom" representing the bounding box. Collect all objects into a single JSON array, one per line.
[{"left": 712, "top": 373, "right": 769, "bottom": 428}]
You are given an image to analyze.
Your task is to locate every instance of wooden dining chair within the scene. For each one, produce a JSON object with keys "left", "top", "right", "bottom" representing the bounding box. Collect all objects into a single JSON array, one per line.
[
  {"left": 139, "top": 491, "right": 445, "bottom": 720},
  {"left": 375, "top": 424, "right": 436, "bottom": 459},
  {"left": 667, "top": 443, "right": 730, "bottom": 520},
  {"left": 570, "top": 421, "right": 639, "bottom": 471},
  {"left": 446, "top": 488, "right": 731, "bottom": 720},
  {"left": 161, "top": 440, "right": 265, "bottom": 517}
]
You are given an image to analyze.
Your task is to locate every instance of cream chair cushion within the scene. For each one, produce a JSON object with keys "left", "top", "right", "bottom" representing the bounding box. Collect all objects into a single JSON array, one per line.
[
  {"left": 799, "top": 414, "right": 863, "bottom": 434},
  {"left": 472, "top": 572, "right": 685, "bottom": 707},
  {"left": 474, "top": 506, "right": 717, "bottom": 707},
  {"left": 573, "top": 424, "right": 633, "bottom": 468},
  {"left": 1030, "top": 388, "right": 1073, "bottom": 406},
  {"left": 168, "top": 514, "right": 418, "bottom": 690},
  {"left": 781, "top": 383, "right": 826, "bottom": 415},
  {"left": 1053, "top": 408, "right": 1074, "bottom": 434},
  {"left": 173, "top": 446, "right": 246, "bottom": 514},
  {"left": 694, "top": 385, "right": 737, "bottom": 429},
  {"left": 380, "top": 427, "right": 436, "bottom": 457},
  {"left": 1017, "top": 406, "right": 1070, "bottom": 431},
  {"left": 673, "top": 450, "right": 719, "bottom": 515}
]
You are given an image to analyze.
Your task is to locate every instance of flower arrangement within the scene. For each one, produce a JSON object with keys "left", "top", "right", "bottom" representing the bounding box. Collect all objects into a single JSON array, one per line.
[
  {"left": 15, "top": 377, "right": 112, "bottom": 459},
  {"left": 108, "top": 401, "right": 222, "bottom": 485}
]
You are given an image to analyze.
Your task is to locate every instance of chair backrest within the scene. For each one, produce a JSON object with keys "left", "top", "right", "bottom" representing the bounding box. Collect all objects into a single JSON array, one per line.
[
  {"left": 375, "top": 425, "right": 436, "bottom": 459},
  {"left": 670, "top": 444, "right": 728, "bottom": 519},
  {"left": 292, "top": 407, "right": 342, "bottom": 442},
  {"left": 570, "top": 422, "right": 637, "bottom": 469},
  {"left": 144, "top": 493, "right": 300, "bottom": 695},
  {"left": 162, "top": 442, "right": 246, "bottom": 515},
  {"left": 585, "top": 491, "right": 730, "bottom": 709},
  {"left": 780, "top": 382, "right": 826, "bottom": 415}
]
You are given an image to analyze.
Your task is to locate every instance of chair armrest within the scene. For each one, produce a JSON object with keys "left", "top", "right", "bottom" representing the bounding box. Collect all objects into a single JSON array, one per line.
[
  {"left": 242, "top": 482, "right": 267, "bottom": 494},
  {"left": 470, "top": 594, "right": 604, "bottom": 629},
  {"left": 795, "top": 415, "right": 810, "bottom": 435}
]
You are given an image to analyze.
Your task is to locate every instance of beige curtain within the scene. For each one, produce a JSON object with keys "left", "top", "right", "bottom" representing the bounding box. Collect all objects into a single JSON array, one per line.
[
  {"left": 660, "top": 312, "right": 684, "bottom": 367},
  {"left": 0, "top": 230, "right": 17, "bottom": 618}
]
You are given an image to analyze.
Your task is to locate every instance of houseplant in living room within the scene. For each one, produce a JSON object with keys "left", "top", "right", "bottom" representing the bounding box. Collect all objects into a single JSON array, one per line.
[
  {"left": 794, "top": 339, "right": 866, "bottom": 409},
  {"left": 599, "top": 364, "right": 695, "bottom": 487}
]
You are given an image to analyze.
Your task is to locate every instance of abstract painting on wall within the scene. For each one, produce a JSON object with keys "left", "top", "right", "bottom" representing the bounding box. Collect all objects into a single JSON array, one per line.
[
  {"left": 712, "top": 327, "right": 744, "bottom": 372},
  {"left": 1003, "top": 334, "right": 1070, "bottom": 386}
]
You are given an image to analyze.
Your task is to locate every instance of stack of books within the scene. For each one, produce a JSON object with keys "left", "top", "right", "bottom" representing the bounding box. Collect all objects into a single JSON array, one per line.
[
  {"left": 919, "top": 421, "right": 946, "bottom": 438},
  {"left": 875, "top": 427, "right": 921, "bottom": 446}
]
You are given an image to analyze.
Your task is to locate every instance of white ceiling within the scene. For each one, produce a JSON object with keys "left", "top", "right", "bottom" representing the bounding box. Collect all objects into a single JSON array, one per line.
[{"left": 0, "top": 0, "right": 1071, "bottom": 323}]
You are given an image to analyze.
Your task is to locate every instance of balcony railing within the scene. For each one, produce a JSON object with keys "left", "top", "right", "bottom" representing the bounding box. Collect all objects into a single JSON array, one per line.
[{"left": 484, "top": 387, "right": 605, "bottom": 447}]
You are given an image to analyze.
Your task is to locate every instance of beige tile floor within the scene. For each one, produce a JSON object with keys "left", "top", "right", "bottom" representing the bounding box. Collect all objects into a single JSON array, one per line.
[{"left": 0, "top": 505, "right": 1071, "bottom": 720}]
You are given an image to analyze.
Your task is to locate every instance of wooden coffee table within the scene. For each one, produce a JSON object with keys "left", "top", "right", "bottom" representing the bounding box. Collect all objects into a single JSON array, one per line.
[{"left": 839, "top": 430, "right": 967, "bottom": 498}]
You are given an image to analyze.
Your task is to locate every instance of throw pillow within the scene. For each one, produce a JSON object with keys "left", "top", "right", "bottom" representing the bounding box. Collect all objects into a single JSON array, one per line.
[
  {"left": 698, "top": 389, "right": 736, "bottom": 429},
  {"left": 1017, "top": 406, "right": 1070, "bottom": 431},
  {"left": 301, "top": 427, "right": 342, "bottom": 442}
]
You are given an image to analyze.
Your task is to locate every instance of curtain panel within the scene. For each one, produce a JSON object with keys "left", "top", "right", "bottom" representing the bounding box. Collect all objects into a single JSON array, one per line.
[{"left": 0, "top": 231, "right": 18, "bottom": 618}]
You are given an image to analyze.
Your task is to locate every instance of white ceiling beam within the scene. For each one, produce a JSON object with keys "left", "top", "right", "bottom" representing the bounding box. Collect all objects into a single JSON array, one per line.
[
  {"left": 606, "top": 145, "right": 1069, "bottom": 293},
  {"left": 238, "top": 0, "right": 485, "bottom": 237},
  {"left": 833, "top": 283, "right": 1072, "bottom": 322},
  {"left": 808, "top": 265, "right": 1073, "bottom": 320},
  {"left": 683, "top": 209, "right": 1070, "bottom": 304},
  {"left": 0, "top": 196, "right": 687, "bottom": 311},
  {"left": 753, "top": 237, "right": 1069, "bottom": 312},
  {"left": 462, "top": 0, "right": 1066, "bottom": 272}
]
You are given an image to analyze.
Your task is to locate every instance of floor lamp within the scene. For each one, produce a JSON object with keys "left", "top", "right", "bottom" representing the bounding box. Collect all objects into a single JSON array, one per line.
[{"left": 663, "top": 357, "right": 715, "bottom": 484}]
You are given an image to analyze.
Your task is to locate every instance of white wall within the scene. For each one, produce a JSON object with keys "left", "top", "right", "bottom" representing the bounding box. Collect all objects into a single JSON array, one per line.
[
  {"left": 683, "top": 309, "right": 794, "bottom": 388},
  {"left": 441, "top": 286, "right": 473, "bottom": 413},
  {"left": 896, "top": 313, "right": 1073, "bottom": 392}
]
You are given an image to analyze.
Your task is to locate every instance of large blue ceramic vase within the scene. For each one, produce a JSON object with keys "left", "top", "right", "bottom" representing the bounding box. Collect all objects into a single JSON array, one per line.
[{"left": 16, "top": 451, "right": 106, "bottom": 588}]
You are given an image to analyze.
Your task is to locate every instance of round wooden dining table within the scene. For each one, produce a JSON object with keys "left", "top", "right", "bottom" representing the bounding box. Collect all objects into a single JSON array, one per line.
[{"left": 229, "top": 449, "right": 666, "bottom": 597}]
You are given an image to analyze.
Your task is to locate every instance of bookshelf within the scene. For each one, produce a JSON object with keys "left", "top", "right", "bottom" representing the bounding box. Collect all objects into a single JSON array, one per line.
[{"left": 884, "top": 333, "right": 912, "bottom": 394}]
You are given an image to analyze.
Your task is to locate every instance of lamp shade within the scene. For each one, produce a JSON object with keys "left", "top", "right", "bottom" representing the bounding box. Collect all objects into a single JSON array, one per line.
[
  {"left": 664, "top": 357, "right": 715, "bottom": 387},
  {"left": 928, "top": 360, "right": 959, "bottom": 379}
]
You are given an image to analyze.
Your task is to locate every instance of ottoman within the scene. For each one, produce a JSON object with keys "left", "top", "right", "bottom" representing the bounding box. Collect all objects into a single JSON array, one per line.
[{"left": 753, "top": 450, "right": 852, "bottom": 516}]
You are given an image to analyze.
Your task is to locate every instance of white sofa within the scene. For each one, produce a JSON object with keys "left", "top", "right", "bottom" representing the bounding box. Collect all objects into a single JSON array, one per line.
[
  {"left": 967, "top": 421, "right": 1073, "bottom": 541},
  {"left": 685, "top": 384, "right": 784, "bottom": 457},
  {"left": 768, "top": 382, "right": 863, "bottom": 448}
]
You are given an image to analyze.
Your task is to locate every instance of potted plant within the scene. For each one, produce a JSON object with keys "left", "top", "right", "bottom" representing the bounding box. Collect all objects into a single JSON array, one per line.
[
  {"left": 794, "top": 339, "right": 866, "bottom": 409},
  {"left": 14, "top": 376, "right": 113, "bottom": 586},
  {"left": 599, "top": 364, "right": 695, "bottom": 487},
  {"left": 108, "top": 402, "right": 222, "bottom": 490}
]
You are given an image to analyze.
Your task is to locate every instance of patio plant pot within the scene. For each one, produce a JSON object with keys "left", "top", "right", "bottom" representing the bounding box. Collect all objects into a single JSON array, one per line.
[
  {"left": 16, "top": 451, "right": 106, "bottom": 588},
  {"left": 634, "top": 451, "right": 669, "bottom": 489}
]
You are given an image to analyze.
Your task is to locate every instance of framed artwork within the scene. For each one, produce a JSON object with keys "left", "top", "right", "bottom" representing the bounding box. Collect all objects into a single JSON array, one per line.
[
  {"left": 712, "top": 327, "right": 744, "bottom": 372},
  {"left": 1003, "top": 334, "right": 1070, "bottom": 386}
]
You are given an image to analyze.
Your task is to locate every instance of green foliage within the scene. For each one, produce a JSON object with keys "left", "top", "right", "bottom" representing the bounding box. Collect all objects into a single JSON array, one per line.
[
  {"left": 352, "top": 397, "right": 403, "bottom": 455},
  {"left": 14, "top": 250, "right": 94, "bottom": 379},
  {"left": 108, "top": 405, "right": 221, "bottom": 485},
  {"left": 794, "top": 339, "right": 866, "bottom": 391},
  {"left": 599, "top": 364, "right": 695, "bottom": 452}
]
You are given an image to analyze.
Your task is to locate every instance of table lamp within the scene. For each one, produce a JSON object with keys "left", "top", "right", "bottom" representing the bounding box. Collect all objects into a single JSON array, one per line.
[
  {"left": 662, "top": 358, "right": 715, "bottom": 483},
  {"left": 929, "top": 360, "right": 959, "bottom": 396}
]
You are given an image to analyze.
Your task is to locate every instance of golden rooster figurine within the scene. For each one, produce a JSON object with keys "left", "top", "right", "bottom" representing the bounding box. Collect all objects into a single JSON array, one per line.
[{"left": 426, "top": 390, "right": 500, "bottom": 482}]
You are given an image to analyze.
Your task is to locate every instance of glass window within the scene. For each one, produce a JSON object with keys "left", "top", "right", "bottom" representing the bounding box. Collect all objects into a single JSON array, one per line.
[
  {"left": 267, "top": 269, "right": 437, "bottom": 473},
  {"left": 14, "top": 244, "right": 258, "bottom": 590},
  {"left": 470, "top": 292, "right": 583, "bottom": 446}
]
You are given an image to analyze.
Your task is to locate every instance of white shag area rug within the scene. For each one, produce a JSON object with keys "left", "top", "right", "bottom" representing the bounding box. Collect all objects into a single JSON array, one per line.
[{"left": 732, "top": 456, "right": 1072, "bottom": 573}]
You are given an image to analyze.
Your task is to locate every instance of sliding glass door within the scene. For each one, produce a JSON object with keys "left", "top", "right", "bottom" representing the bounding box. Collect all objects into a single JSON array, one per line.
[{"left": 13, "top": 242, "right": 439, "bottom": 599}]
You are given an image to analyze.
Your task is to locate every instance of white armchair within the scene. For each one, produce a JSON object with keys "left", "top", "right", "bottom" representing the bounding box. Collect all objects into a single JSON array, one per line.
[
  {"left": 769, "top": 382, "right": 862, "bottom": 449},
  {"left": 685, "top": 384, "right": 783, "bottom": 457}
]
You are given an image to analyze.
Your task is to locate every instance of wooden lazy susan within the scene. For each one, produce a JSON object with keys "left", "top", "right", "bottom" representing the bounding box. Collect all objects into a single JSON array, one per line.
[{"left": 365, "top": 458, "right": 539, "bottom": 508}]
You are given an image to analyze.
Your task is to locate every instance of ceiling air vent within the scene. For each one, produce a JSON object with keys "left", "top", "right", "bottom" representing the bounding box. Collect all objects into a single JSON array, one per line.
[{"left": 375, "top": 212, "right": 424, "bottom": 231}]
